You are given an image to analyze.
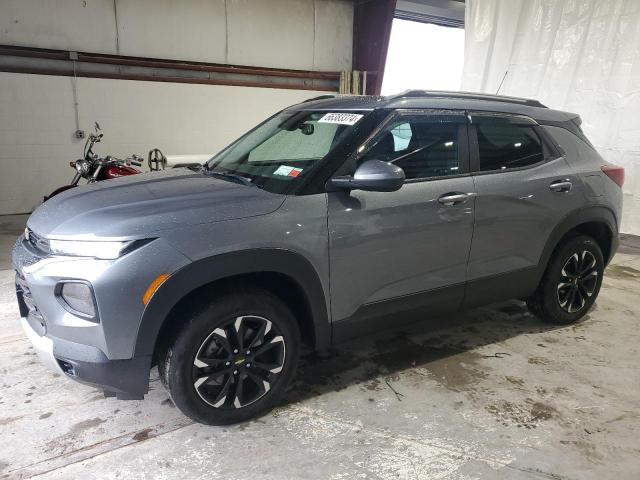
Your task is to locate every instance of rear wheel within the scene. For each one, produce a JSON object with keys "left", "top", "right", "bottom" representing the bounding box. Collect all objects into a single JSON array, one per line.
[
  {"left": 160, "top": 288, "right": 300, "bottom": 425},
  {"left": 526, "top": 235, "right": 604, "bottom": 325}
]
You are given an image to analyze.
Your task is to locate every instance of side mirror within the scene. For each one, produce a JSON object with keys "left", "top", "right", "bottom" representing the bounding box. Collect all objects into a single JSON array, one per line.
[{"left": 328, "top": 160, "right": 405, "bottom": 192}]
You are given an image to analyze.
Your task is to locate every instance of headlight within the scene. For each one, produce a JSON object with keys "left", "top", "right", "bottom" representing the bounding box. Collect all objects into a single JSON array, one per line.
[
  {"left": 75, "top": 159, "right": 90, "bottom": 176},
  {"left": 49, "top": 239, "right": 136, "bottom": 259}
]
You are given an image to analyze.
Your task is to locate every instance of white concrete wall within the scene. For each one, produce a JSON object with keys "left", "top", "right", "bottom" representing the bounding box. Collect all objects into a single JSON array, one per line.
[
  {"left": 0, "top": 0, "right": 354, "bottom": 70},
  {"left": 0, "top": 0, "right": 354, "bottom": 214},
  {"left": 0, "top": 72, "right": 326, "bottom": 214}
]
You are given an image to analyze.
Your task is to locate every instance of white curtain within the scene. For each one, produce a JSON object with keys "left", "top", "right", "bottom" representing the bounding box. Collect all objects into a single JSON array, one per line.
[{"left": 461, "top": 0, "right": 640, "bottom": 234}]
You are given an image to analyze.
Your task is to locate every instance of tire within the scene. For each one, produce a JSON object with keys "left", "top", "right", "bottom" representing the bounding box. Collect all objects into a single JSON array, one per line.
[
  {"left": 157, "top": 350, "right": 170, "bottom": 391},
  {"left": 526, "top": 235, "right": 604, "bottom": 325},
  {"left": 160, "top": 287, "right": 300, "bottom": 425}
]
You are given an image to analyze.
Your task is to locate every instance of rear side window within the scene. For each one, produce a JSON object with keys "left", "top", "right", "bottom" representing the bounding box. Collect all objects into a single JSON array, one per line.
[{"left": 476, "top": 124, "right": 544, "bottom": 171}]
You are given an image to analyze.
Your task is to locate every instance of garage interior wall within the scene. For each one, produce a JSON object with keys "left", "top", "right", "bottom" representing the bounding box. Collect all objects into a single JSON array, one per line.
[
  {"left": 0, "top": 0, "right": 353, "bottom": 214},
  {"left": 461, "top": 0, "right": 640, "bottom": 234}
]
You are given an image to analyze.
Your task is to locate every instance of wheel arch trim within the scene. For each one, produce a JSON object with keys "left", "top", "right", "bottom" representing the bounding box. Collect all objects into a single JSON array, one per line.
[
  {"left": 537, "top": 205, "right": 618, "bottom": 281},
  {"left": 133, "top": 248, "right": 330, "bottom": 358}
]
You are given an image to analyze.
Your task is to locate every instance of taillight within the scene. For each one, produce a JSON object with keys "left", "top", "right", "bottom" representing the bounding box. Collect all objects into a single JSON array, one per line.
[{"left": 601, "top": 165, "right": 624, "bottom": 188}]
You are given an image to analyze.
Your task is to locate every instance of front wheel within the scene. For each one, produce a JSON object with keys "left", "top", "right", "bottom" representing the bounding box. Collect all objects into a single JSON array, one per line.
[
  {"left": 527, "top": 235, "right": 604, "bottom": 325},
  {"left": 161, "top": 288, "right": 300, "bottom": 425}
]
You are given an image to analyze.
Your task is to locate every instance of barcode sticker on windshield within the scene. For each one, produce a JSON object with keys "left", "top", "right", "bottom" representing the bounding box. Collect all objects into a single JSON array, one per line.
[{"left": 318, "top": 113, "right": 363, "bottom": 126}]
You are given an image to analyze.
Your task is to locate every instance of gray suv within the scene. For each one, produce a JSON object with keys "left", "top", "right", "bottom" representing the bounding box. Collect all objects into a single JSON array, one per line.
[{"left": 13, "top": 91, "right": 623, "bottom": 425}]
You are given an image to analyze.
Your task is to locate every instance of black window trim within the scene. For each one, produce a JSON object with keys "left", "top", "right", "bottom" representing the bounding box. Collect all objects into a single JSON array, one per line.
[
  {"left": 534, "top": 124, "right": 566, "bottom": 158},
  {"left": 347, "top": 108, "right": 471, "bottom": 184},
  {"left": 468, "top": 111, "right": 564, "bottom": 176},
  {"left": 298, "top": 109, "right": 390, "bottom": 195}
]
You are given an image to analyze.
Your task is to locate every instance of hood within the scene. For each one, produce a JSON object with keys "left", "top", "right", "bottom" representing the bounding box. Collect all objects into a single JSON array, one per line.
[{"left": 29, "top": 169, "right": 285, "bottom": 239}]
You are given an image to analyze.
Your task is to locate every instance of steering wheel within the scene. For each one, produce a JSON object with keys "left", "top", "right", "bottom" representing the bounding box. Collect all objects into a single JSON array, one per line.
[{"left": 148, "top": 148, "right": 167, "bottom": 171}]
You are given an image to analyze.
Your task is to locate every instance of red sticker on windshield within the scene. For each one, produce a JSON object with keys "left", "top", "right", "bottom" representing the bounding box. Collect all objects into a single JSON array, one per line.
[{"left": 288, "top": 168, "right": 302, "bottom": 178}]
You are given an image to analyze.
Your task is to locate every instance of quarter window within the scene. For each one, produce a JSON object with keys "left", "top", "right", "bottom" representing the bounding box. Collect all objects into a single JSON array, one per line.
[
  {"left": 476, "top": 124, "right": 544, "bottom": 171},
  {"left": 360, "top": 117, "right": 460, "bottom": 180}
]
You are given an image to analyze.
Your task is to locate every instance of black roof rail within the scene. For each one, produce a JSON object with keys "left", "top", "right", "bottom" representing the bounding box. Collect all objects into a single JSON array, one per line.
[
  {"left": 302, "top": 94, "right": 337, "bottom": 103},
  {"left": 390, "top": 90, "right": 547, "bottom": 108}
]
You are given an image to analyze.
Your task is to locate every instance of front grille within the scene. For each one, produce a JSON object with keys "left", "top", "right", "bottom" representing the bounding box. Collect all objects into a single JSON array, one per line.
[
  {"left": 15, "top": 272, "right": 43, "bottom": 321},
  {"left": 25, "top": 228, "right": 50, "bottom": 253}
]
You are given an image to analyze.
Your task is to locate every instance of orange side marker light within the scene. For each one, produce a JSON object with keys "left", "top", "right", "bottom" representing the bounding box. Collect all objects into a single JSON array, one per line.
[{"left": 142, "top": 273, "right": 170, "bottom": 306}]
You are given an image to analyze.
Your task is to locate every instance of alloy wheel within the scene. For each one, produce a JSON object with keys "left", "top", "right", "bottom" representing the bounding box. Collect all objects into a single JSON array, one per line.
[
  {"left": 192, "top": 315, "right": 286, "bottom": 409},
  {"left": 556, "top": 250, "right": 599, "bottom": 313}
]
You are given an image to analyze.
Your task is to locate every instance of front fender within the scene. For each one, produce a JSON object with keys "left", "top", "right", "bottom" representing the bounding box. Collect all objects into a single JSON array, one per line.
[{"left": 133, "top": 248, "right": 331, "bottom": 357}]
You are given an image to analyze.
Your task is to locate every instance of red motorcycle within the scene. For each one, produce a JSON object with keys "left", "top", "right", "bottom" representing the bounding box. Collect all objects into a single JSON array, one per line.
[{"left": 44, "top": 123, "right": 146, "bottom": 201}]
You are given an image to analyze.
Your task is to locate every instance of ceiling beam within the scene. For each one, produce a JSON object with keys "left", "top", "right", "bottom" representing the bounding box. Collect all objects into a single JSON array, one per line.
[{"left": 352, "top": 0, "right": 397, "bottom": 95}]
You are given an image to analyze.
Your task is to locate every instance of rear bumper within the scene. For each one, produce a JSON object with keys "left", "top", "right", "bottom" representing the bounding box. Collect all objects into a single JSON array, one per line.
[
  {"left": 608, "top": 233, "right": 620, "bottom": 266},
  {"left": 20, "top": 312, "right": 151, "bottom": 399}
]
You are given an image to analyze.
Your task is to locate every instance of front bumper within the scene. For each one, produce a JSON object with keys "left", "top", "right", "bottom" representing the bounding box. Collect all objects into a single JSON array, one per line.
[
  {"left": 12, "top": 233, "right": 189, "bottom": 359},
  {"left": 19, "top": 310, "right": 152, "bottom": 399},
  {"left": 12, "top": 232, "right": 190, "bottom": 398},
  {"left": 20, "top": 316, "right": 63, "bottom": 374}
]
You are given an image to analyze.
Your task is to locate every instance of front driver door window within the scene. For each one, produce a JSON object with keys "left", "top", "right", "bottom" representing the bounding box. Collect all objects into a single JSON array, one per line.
[
  {"left": 359, "top": 118, "right": 461, "bottom": 180},
  {"left": 327, "top": 111, "right": 476, "bottom": 336}
]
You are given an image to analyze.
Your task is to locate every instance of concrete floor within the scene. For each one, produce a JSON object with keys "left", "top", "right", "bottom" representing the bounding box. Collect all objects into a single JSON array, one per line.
[{"left": 1, "top": 213, "right": 639, "bottom": 480}]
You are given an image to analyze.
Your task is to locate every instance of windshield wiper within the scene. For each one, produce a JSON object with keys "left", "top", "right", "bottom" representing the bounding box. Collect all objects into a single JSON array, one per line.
[{"left": 204, "top": 170, "right": 255, "bottom": 187}]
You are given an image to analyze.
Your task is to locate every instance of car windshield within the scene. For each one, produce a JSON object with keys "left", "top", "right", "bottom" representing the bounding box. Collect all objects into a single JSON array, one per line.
[{"left": 205, "top": 110, "right": 367, "bottom": 194}]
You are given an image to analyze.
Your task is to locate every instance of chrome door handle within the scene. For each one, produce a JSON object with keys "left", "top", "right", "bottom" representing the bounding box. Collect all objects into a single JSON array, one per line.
[
  {"left": 549, "top": 180, "right": 572, "bottom": 193},
  {"left": 437, "top": 192, "right": 476, "bottom": 206}
]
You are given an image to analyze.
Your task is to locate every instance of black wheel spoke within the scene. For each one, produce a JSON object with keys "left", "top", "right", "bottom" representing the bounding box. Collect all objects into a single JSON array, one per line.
[
  {"left": 194, "top": 372, "right": 222, "bottom": 388},
  {"left": 562, "top": 286, "right": 573, "bottom": 310},
  {"left": 248, "top": 321, "right": 269, "bottom": 349},
  {"left": 579, "top": 251, "right": 596, "bottom": 275},
  {"left": 582, "top": 268, "right": 598, "bottom": 282},
  {"left": 233, "top": 375, "right": 245, "bottom": 408},
  {"left": 194, "top": 327, "right": 232, "bottom": 371},
  {"left": 558, "top": 280, "right": 572, "bottom": 305},
  {"left": 235, "top": 317, "right": 250, "bottom": 351},
  {"left": 254, "top": 336, "right": 284, "bottom": 357},
  {"left": 573, "top": 285, "right": 585, "bottom": 310},
  {"left": 576, "top": 282, "right": 589, "bottom": 303},
  {"left": 197, "top": 357, "right": 228, "bottom": 367},
  {"left": 568, "top": 286, "right": 579, "bottom": 312},
  {"left": 557, "top": 281, "right": 572, "bottom": 292},
  {"left": 246, "top": 370, "right": 270, "bottom": 395},
  {"left": 562, "top": 253, "right": 579, "bottom": 278},
  {"left": 579, "top": 275, "right": 597, "bottom": 296},
  {"left": 227, "top": 318, "right": 242, "bottom": 352},
  {"left": 211, "top": 327, "right": 232, "bottom": 353},
  {"left": 210, "top": 374, "right": 233, "bottom": 408},
  {"left": 580, "top": 276, "right": 598, "bottom": 290},
  {"left": 253, "top": 360, "right": 283, "bottom": 374}
]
